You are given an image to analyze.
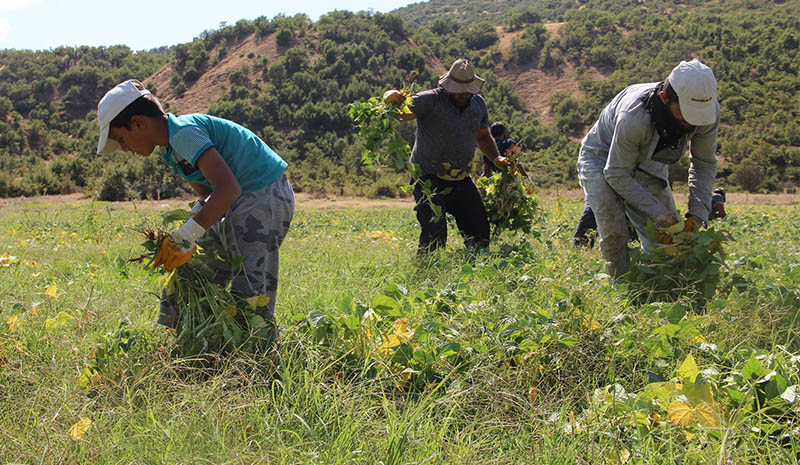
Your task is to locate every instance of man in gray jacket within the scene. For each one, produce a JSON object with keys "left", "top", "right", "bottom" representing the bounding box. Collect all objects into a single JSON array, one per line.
[{"left": 577, "top": 59, "right": 720, "bottom": 278}]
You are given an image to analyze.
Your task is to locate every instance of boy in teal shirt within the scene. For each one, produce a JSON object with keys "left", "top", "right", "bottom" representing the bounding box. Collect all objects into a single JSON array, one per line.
[{"left": 96, "top": 79, "right": 294, "bottom": 333}]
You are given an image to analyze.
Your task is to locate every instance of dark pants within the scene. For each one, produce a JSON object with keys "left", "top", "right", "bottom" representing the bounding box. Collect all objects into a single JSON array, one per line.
[
  {"left": 574, "top": 199, "right": 597, "bottom": 239},
  {"left": 413, "top": 175, "right": 490, "bottom": 254}
]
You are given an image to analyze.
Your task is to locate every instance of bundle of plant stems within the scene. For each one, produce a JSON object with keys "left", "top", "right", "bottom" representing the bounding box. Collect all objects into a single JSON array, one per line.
[
  {"left": 137, "top": 209, "right": 274, "bottom": 357},
  {"left": 475, "top": 149, "right": 541, "bottom": 235},
  {"left": 626, "top": 220, "right": 731, "bottom": 306}
]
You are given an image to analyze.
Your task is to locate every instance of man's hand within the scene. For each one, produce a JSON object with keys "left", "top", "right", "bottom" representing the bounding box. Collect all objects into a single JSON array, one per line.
[
  {"left": 683, "top": 215, "right": 704, "bottom": 232},
  {"left": 654, "top": 211, "right": 679, "bottom": 244},
  {"left": 654, "top": 211, "right": 679, "bottom": 228},
  {"left": 153, "top": 236, "right": 194, "bottom": 272},
  {"left": 493, "top": 156, "right": 511, "bottom": 169},
  {"left": 383, "top": 89, "right": 405, "bottom": 105}
]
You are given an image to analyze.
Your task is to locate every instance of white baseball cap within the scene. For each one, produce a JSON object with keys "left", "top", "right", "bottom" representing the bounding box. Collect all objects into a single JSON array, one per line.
[
  {"left": 667, "top": 59, "right": 717, "bottom": 126},
  {"left": 96, "top": 79, "right": 151, "bottom": 155}
]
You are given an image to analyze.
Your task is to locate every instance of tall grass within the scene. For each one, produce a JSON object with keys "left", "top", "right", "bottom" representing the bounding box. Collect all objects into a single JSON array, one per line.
[{"left": 0, "top": 198, "right": 798, "bottom": 464}]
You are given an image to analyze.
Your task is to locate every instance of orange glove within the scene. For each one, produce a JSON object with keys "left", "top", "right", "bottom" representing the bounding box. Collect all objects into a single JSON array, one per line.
[
  {"left": 683, "top": 215, "right": 703, "bottom": 233},
  {"left": 655, "top": 230, "right": 673, "bottom": 245},
  {"left": 153, "top": 236, "right": 194, "bottom": 272},
  {"left": 152, "top": 218, "right": 206, "bottom": 272},
  {"left": 654, "top": 211, "right": 679, "bottom": 244}
]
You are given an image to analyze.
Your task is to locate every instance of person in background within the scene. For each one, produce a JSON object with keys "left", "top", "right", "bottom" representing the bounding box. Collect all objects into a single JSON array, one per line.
[
  {"left": 483, "top": 122, "right": 529, "bottom": 178},
  {"left": 576, "top": 59, "right": 720, "bottom": 278},
  {"left": 96, "top": 79, "right": 294, "bottom": 336},
  {"left": 383, "top": 59, "right": 511, "bottom": 255},
  {"left": 709, "top": 187, "right": 727, "bottom": 220}
]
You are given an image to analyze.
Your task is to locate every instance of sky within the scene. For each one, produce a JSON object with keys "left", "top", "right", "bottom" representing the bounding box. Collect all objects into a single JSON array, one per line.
[{"left": 0, "top": 0, "right": 418, "bottom": 51}]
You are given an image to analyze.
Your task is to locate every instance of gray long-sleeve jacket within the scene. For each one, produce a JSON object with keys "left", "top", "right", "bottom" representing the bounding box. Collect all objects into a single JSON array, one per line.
[{"left": 579, "top": 82, "right": 719, "bottom": 220}]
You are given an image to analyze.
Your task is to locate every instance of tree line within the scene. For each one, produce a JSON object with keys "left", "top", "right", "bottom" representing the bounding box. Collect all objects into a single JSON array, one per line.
[{"left": 0, "top": 0, "right": 797, "bottom": 199}]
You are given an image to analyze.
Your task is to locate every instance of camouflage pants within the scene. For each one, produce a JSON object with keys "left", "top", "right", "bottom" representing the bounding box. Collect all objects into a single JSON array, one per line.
[{"left": 158, "top": 174, "right": 295, "bottom": 330}]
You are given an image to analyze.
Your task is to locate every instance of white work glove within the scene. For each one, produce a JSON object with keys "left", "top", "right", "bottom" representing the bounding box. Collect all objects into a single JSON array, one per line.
[
  {"left": 171, "top": 217, "right": 206, "bottom": 252},
  {"left": 190, "top": 201, "right": 203, "bottom": 216}
]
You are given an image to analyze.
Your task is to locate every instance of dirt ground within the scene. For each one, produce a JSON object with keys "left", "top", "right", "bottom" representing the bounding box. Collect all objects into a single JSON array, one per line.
[{"left": 0, "top": 189, "right": 798, "bottom": 210}]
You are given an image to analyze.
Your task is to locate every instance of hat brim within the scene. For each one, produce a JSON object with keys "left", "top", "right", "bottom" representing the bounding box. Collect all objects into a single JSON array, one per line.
[
  {"left": 96, "top": 124, "right": 120, "bottom": 155},
  {"left": 679, "top": 99, "right": 716, "bottom": 126},
  {"left": 438, "top": 73, "right": 484, "bottom": 94}
]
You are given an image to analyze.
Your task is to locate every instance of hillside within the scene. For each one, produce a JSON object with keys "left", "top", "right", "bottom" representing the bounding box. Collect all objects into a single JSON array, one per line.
[
  {"left": 144, "top": 20, "right": 596, "bottom": 128},
  {"left": 0, "top": 0, "right": 798, "bottom": 200}
]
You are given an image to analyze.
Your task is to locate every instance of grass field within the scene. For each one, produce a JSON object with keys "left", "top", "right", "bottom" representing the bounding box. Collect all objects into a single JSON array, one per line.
[{"left": 1, "top": 195, "right": 798, "bottom": 464}]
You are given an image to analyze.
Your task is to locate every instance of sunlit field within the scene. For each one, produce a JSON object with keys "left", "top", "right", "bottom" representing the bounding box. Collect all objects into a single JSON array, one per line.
[{"left": 1, "top": 195, "right": 798, "bottom": 464}]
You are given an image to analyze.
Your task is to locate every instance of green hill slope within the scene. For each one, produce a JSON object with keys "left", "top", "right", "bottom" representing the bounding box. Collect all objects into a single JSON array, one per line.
[{"left": 0, "top": 1, "right": 798, "bottom": 199}]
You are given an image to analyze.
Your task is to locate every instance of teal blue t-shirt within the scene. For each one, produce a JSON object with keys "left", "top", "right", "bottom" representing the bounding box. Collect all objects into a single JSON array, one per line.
[{"left": 158, "top": 113, "right": 287, "bottom": 194}]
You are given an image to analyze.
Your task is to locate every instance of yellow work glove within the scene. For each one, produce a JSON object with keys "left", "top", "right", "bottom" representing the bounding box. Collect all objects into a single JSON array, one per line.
[
  {"left": 152, "top": 218, "right": 206, "bottom": 272},
  {"left": 382, "top": 89, "right": 405, "bottom": 105},
  {"left": 683, "top": 215, "right": 704, "bottom": 233},
  {"left": 494, "top": 156, "right": 511, "bottom": 169}
]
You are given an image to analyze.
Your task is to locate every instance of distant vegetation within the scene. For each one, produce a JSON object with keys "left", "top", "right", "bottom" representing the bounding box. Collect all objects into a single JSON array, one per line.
[{"left": 0, "top": 0, "right": 798, "bottom": 199}]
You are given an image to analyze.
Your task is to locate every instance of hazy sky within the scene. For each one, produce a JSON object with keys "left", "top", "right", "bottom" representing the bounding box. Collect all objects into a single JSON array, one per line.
[{"left": 0, "top": 0, "right": 418, "bottom": 51}]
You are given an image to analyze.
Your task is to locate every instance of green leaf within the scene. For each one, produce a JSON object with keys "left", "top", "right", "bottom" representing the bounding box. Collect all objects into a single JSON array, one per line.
[
  {"left": 741, "top": 356, "right": 766, "bottom": 381},
  {"left": 664, "top": 303, "right": 687, "bottom": 324},
  {"left": 764, "top": 372, "right": 787, "bottom": 400},
  {"left": 336, "top": 294, "right": 356, "bottom": 315},
  {"left": 160, "top": 209, "right": 190, "bottom": 226},
  {"left": 438, "top": 342, "right": 461, "bottom": 358},
  {"left": 45, "top": 311, "right": 75, "bottom": 332},
  {"left": 557, "top": 332, "right": 580, "bottom": 348},
  {"left": 683, "top": 381, "right": 715, "bottom": 406},
  {"left": 372, "top": 295, "right": 401, "bottom": 316}
]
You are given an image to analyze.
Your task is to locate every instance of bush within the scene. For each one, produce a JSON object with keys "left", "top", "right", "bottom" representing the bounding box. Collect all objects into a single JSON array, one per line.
[{"left": 731, "top": 159, "right": 764, "bottom": 192}]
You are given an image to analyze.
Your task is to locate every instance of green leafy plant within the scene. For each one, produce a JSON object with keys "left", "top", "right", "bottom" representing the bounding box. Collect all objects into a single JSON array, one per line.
[
  {"left": 475, "top": 161, "right": 540, "bottom": 234},
  {"left": 349, "top": 84, "right": 454, "bottom": 222},
  {"left": 626, "top": 223, "right": 732, "bottom": 305},
  {"left": 76, "top": 318, "right": 153, "bottom": 389}
]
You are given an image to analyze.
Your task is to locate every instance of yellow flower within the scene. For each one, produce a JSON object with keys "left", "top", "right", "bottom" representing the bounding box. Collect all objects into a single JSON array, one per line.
[{"left": 68, "top": 417, "right": 91, "bottom": 440}]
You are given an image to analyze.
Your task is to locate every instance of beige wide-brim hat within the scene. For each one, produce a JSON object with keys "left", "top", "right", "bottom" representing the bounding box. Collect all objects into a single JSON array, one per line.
[{"left": 438, "top": 58, "right": 485, "bottom": 94}]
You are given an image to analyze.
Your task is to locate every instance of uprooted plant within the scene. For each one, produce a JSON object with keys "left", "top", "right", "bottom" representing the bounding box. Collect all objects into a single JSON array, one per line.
[{"left": 133, "top": 208, "right": 276, "bottom": 357}]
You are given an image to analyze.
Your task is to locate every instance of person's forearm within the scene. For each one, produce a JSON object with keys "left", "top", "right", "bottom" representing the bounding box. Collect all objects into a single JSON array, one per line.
[
  {"left": 190, "top": 182, "right": 212, "bottom": 198},
  {"left": 604, "top": 167, "right": 671, "bottom": 219},
  {"left": 192, "top": 183, "right": 241, "bottom": 229},
  {"left": 477, "top": 135, "right": 502, "bottom": 162}
]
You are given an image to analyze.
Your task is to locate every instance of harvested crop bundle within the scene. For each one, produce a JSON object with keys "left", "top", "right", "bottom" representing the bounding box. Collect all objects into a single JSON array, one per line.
[
  {"left": 136, "top": 208, "right": 275, "bottom": 357},
  {"left": 476, "top": 153, "right": 540, "bottom": 234},
  {"left": 626, "top": 222, "right": 731, "bottom": 306}
]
